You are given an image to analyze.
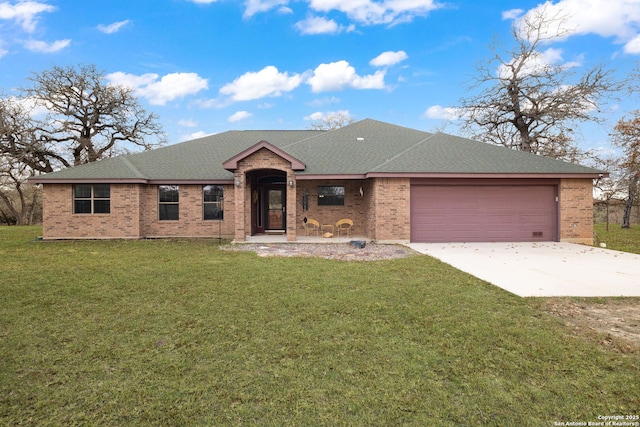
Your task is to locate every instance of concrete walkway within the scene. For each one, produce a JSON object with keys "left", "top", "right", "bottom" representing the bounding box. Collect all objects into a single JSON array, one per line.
[{"left": 406, "top": 242, "right": 640, "bottom": 297}]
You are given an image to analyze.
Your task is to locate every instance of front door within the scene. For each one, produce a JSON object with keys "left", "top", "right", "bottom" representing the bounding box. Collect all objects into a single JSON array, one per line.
[{"left": 266, "top": 188, "right": 285, "bottom": 230}]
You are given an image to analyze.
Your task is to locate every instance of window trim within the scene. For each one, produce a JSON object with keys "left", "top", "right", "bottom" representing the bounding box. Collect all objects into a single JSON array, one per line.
[
  {"left": 158, "top": 185, "right": 179, "bottom": 221},
  {"left": 203, "top": 184, "right": 224, "bottom": 221},
  {"left": 73, "top": 184, "right": 111, "bottom": 214}
]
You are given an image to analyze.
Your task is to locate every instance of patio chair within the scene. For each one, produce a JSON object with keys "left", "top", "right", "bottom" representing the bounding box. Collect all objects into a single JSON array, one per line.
[
  {"left": 304, "top": 218, "right": 320, "bottom": 236},
  {"left": 335, "top": 218, "right": 353, "bottom": 237}
]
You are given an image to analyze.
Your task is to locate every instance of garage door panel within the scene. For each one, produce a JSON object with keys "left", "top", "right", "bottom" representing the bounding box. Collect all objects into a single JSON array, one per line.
[{"left": 410, "top": 185, "right": 557, "bottom": 242}]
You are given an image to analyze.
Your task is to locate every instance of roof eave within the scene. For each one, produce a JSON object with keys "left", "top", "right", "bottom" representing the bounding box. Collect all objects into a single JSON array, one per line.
[
  {"left": 364, "top": 172, "right": 607, "bottom": 179},
  {"left": 29, "top": 177, "right": 150, "bottom": 184},
  {"left": 29, "top": 178, "right": 236, "bottom": 185}
]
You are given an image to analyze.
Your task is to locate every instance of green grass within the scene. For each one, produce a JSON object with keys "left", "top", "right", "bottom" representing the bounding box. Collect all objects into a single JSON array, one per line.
[
  {"left": 594, "top": 223, "right": 640, "bottom": 254},
  {"left": 1, "top": 226, "right": 639, "bottom": 425}
]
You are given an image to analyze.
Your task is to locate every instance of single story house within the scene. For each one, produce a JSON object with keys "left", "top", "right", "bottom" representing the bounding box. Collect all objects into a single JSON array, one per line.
[{"left": 31, "top": 119, "right": 604, "bottom": 244}]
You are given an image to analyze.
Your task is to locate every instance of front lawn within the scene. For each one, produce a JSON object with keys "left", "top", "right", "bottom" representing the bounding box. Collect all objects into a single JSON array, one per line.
[
  {"left": 594, "top": 223, "right": 640, "bottom": 254},
  {"left": 1, "top": 226, "right": 638, "bottom": 425}
]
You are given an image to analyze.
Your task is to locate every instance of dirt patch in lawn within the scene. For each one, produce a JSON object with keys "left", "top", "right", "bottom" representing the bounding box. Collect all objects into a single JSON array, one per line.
[
  {"left": 542, "top": 298, "right": 640, "bottom": 352},
  {"left": 221, "top": 242, "right": 419, "bottom": 261}
]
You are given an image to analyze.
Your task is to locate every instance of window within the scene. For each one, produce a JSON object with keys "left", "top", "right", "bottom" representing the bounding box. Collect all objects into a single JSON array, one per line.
[
  {"left": 159, "top": 185, "right": 179, "bottom": 220},
  {"left": 74, "top": 184, "right": 110, "bottom": 214},
  {"left": 318, "top": 186, "right": 344, "bottom": 206},
  {"left": 203, "top": 185, "right": 224, "bottom": 220}
]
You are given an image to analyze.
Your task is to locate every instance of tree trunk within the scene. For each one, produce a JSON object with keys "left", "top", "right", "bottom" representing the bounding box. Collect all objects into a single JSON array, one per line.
[{"left": 622, "top": 174, "right": 639, "bottom": 228}]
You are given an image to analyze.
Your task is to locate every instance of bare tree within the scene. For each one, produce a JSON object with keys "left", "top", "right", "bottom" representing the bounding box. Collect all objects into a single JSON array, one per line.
[
  {"left": 0, "top": 155, "right": 40, "bottom": 225},
  {"left": 308, "top": 111, "right": 355, "bottom": 131},
  {"left": 592, "top": 156, "right": 629, "bottom": 230},
  {"left": 22, "top": 64, "right": 165, "bottom": 167},
  {"left": 458, "top": 6, "right": 620, "bottom": 161},
  {"left": 0, "top": 64, "right": 165, "bottom": 224},
  {"left": 611, "top": 111, "right": 640, "bottom": 228}
]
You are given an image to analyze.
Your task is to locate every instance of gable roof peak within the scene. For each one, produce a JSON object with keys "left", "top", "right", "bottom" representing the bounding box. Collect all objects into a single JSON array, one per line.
[{"left": 222, "top": 139, "right": 306, "bottom": 171}]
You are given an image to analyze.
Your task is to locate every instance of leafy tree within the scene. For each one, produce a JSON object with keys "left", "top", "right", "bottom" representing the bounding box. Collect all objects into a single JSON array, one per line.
[
  {"left": 458, "top": 6, "right": 620, "bottom": 161},
  {"left": 0, "top": 64, "right": 165, "bottom": 224},
  {"left": 611, "top": 111, "right": 640, "bottom": 228}
]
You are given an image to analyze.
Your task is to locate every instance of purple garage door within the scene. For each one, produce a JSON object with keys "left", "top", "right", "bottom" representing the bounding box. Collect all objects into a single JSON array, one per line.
[{"left": 410, "top": 185, "right": 557, "bottom": 243}]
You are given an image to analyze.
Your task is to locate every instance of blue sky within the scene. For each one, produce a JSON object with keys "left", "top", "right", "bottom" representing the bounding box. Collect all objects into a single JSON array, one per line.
[{"left": 0, "top": 0, "right": 639, "bottom": 152}]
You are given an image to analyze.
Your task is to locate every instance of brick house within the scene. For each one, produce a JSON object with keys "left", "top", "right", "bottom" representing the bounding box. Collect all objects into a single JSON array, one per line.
[{"left": 31, "top": 119, "right": 604, "bottom": 244}]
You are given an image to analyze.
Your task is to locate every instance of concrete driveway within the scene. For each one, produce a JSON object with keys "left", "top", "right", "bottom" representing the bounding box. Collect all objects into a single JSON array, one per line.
[{"left": 406, "top": 242, "right": 640, "bottom": 297}]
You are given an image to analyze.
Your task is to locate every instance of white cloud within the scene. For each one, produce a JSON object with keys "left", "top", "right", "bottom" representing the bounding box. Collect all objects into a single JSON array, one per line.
[
  {"left": 23, "top": 39, "right": 70, "bottom": 53},
  {"left": 295, "top": 16, "right": 343, "bottom": 34},
  {"left": 422, "top": 105, "right": 462, "bottom": 120},
  {"left": 97, "top": 20, "right": 131, "bottom": 34},
  {"left": 496, "top": 47, "right": 580, "bottom": 79},
  {"left": 307, "top": 60, "right": 386, "bottom": 92},
  {"left": 304, "top": 109, "right": 352, "bottom": 121},
  {"left": 277, "top": 6, "right": 293, "bottom": 14},
  {"left": 179, "top": 130, "right": 211, "bottom": 142},
  {"left": 514, "top": 0, "right": 640, "bottom": 53},
  {"left": 624, "top": 34, "right": 640, "bottom": 54},
  {"left": 308, "top": 0, "right": 441, "bottom": 26},
  {"left": 228, "top": 110, "right": 253, "bottom": 122},
  {"left": 0, "top": 1, "right": 54, "bottom": 32},
  {"left": 219, "top": 65, "right": 303, "bottom": 101},
  {"left": 244, "top": 0, "right": 289, "bottom": 18},
  {"left": 106, "top": 71, "right": 209, "bottom": 105},
  {"left": 178, "top": 119, "right": 198, "bottom": 127},
  {"left": 307, "top": 96, "right": 341, "bottom": 107},
  {"left": 370, "top": 50, "right": 408, "bottom": 67},
  {"left": 106, "top": 72, "right": 157, "bottom": 88},
  {"left": 501, "top": 8, "right": 523, "bottom": 20},
  {"left": 10, "top": 95, "right": 49, "bottom": 118},
  {"left": 0, "top": 47, "right": 8, "bottom": 58}
]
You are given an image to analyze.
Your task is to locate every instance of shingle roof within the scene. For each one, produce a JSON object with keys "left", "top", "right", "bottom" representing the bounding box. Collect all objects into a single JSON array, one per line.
[{"left": 31, "top": 118, "right": 604, "bottom": 183}]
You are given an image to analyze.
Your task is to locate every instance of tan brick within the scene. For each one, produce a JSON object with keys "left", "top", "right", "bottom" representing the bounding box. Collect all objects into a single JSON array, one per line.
[{"left": 559, "top": 178, "right": 594, "bottom": 245}]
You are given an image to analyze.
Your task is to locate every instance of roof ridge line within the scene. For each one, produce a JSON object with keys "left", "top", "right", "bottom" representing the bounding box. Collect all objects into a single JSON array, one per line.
[
  {"left": 120, "top": 155, "right": 148, "bottom": 179},
  {"left": 278, "top": 130, "right": 328, "bottom": 149},
  {"left": 370, "top": 132, "right": 436, "bottom": 171}
]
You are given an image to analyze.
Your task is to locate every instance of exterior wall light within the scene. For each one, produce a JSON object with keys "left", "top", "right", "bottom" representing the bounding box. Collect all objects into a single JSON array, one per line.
[{"left": 289, "top": 180, "right": 295, "bottom": 188}]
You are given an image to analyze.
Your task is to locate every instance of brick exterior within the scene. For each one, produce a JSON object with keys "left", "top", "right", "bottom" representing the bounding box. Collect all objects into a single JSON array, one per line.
[
  {"left": 40, "top": 175, "right": 595, "bottom": 244},
  {"left": 41, "top": 183, "right": 234, "bottom": 239},
  {"left": 296, "top": 179, "right": 369, "bottom": 238},
  {"left": 143, "top": 184, "right": 235, "bottom": 238},
  {"left": 42, "top": 183, "right": 143, "bottom": 239},
  {"left": 368, "top": 178, "right": 411, "bottom": 242},
  {"left": 233, "top": 147, "right": 296, "bottom": 241},
  {"left": 559, "top": 178, "right": 594, "bottom": 245}
]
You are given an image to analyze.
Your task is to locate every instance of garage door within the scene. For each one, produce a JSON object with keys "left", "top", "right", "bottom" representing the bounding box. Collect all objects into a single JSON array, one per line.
[{"left": 410, "top": 185, "right": 557, "bottom": 242}]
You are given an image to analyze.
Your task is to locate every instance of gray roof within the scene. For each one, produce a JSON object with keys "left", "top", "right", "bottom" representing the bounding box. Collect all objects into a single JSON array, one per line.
[{"left": 32, "top": 118, "right": 604, "bottom": 183}]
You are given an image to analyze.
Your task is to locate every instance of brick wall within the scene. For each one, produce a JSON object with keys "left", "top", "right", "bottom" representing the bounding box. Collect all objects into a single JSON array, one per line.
[
  {"left": 42, "top": 183, "right": 143, "bottom": 239},
  {"left": 41, "top": 176, "right": 594, "bottom": 244},
  {"left": 143, "top": 184, "right": 234, "bottom": 238},
  {"left": 296, "top": 179, "right": 369, "bottom": 237},
  {"left": 369, "top": 178, "right": 411, "bottom": 242},
  {"left": 41, "top": 183, "right": 235, "bottom": 239},
  {"left": 559, "top": 178, "right": 594, "bottom": 244},
  {"left": 234, "top": 148, "right": 296, "bottom": 241}
]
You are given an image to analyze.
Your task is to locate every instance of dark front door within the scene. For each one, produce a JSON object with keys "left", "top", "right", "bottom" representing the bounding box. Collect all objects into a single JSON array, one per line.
[{"left": 266, "top": 188, "right": 285, "bottom": 230}]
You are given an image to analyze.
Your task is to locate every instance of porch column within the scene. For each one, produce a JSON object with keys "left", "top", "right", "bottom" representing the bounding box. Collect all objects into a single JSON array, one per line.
[
  {"left": 234, "top": 172, "right": 246, "bottom": 241},
  {"left": 286, "top": 174, "right": 297, "bottom": 241}
]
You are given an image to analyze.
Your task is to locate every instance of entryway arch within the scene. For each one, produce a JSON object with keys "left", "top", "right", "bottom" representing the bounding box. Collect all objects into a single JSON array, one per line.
[{"left": 249, "top": 169, "right": 287, "bottom": 235}]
